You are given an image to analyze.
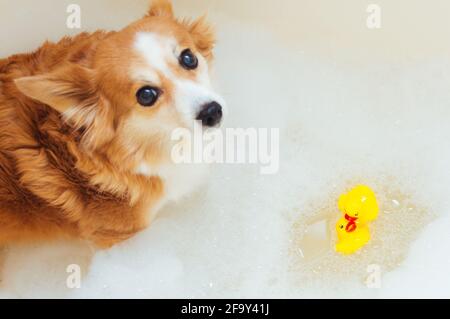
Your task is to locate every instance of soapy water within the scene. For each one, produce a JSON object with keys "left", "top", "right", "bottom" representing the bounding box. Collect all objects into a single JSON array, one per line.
[
  {"left": 291, "top": 184, "right": 432, "bottom": 287},
  {"left": 1, "top": 11, "right": 450, "bottom": 298}
]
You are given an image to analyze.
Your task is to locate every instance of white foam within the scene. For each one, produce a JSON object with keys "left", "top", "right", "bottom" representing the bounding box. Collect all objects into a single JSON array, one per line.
[{"left": 380, "top": 214, "right": 450, "bottom": 298}]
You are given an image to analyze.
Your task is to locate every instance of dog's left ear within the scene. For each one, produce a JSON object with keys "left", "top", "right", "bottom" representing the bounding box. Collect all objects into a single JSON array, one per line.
[
  {"left": 147, "top": 0, "right": 174, "bottom": 18},
  {"left": 185, "top": 16, "right": 215, "bottom": 60},
  {"left": 14, "top": 64, "right": 96, "bottom": 114}
]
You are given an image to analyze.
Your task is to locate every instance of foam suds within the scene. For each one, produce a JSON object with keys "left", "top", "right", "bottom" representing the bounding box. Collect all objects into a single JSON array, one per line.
[
  {"left": 0, "top": 241, "right": 93, "bottom": 298},
  {"left": 1, "top": 5, "right": 450, "bottom": 298}
]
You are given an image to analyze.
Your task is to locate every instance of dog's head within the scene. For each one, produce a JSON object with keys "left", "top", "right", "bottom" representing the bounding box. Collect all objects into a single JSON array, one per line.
[{"left": 15, "top": 0, "right": 224, "bottom": 169}]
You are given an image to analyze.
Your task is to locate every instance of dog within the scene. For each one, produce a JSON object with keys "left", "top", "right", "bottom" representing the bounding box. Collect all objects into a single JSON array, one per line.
[{"left": 0, "top": 0, "right": 224, "bottom": 248}]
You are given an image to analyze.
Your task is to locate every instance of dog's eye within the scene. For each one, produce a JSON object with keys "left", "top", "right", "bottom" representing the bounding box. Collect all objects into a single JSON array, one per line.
[
  {"left": 136, "top": 86, "right": 160, "bottom": 107},
  {"left": 179, "top": 49, "right": 198, "bottom": 70}
]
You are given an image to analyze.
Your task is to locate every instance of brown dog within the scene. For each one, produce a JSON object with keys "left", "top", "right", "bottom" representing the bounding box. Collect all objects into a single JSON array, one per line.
[{"left": 0, "top": 0, "right": 224, "bottom": 248}]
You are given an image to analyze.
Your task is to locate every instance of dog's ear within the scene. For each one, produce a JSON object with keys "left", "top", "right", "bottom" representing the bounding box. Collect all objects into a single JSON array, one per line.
[
  {"left": 184, "top": 16, "right": 215, "bottom": 60},
  {"left": 15, "top": 64, "right": 96, "bottom": 113},
  {"left": 147, "top": 0, "right": 173, "bottom": 18},
  {"left": 16, "top": 65, "right": 116, "bottom": 149}
]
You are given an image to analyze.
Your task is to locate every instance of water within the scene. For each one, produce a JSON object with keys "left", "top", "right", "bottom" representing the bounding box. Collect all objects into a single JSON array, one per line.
[{"left": 290, "top": 185, "right": 432, "bottom": 290}]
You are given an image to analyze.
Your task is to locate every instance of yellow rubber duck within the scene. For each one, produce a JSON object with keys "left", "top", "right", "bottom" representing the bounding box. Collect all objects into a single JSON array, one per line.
[
  {"left": 335, "top": 217, "right": 370, "bottom": 255},
  {"left": 338, "top": 185, "right": 379, "bottom": 225},
  {"left": 335, "top": 185, "right": 379, "bottom": 255}
]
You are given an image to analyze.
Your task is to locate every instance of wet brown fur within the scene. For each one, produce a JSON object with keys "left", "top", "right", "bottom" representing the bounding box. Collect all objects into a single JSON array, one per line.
[{"left": 0, "top": 0, "right": 215, "bottom": 248}]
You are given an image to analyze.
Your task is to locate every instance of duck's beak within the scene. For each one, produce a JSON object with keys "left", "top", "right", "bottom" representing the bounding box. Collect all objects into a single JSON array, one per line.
[
  {"left": 345, "top": 214, "right": 358, "bottom": 222},
  {"left": 344, "top": 214, "right": 358, "bottom": 233},
  {"left": 345, "top": 221, "right": 357, "bottom": 233}
]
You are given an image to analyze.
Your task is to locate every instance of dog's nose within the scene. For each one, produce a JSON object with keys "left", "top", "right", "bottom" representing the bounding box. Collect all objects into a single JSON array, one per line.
[{"left": 197, "top": 102, "right": 223, "bottom": 127}]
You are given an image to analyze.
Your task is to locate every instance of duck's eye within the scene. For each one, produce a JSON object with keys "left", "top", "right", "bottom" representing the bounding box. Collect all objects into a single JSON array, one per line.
[
  {"left": 355, "top": 213, "right": 359, "bottom": 216},
  {"left": 340, "top": 225, "right": 344, "bottom": 229},
  {"left": 179, "top": 49, "right": 198, "bottom": 70},
  {"left": 136, "top": 86, "right": 160, "bottom": 107}
]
